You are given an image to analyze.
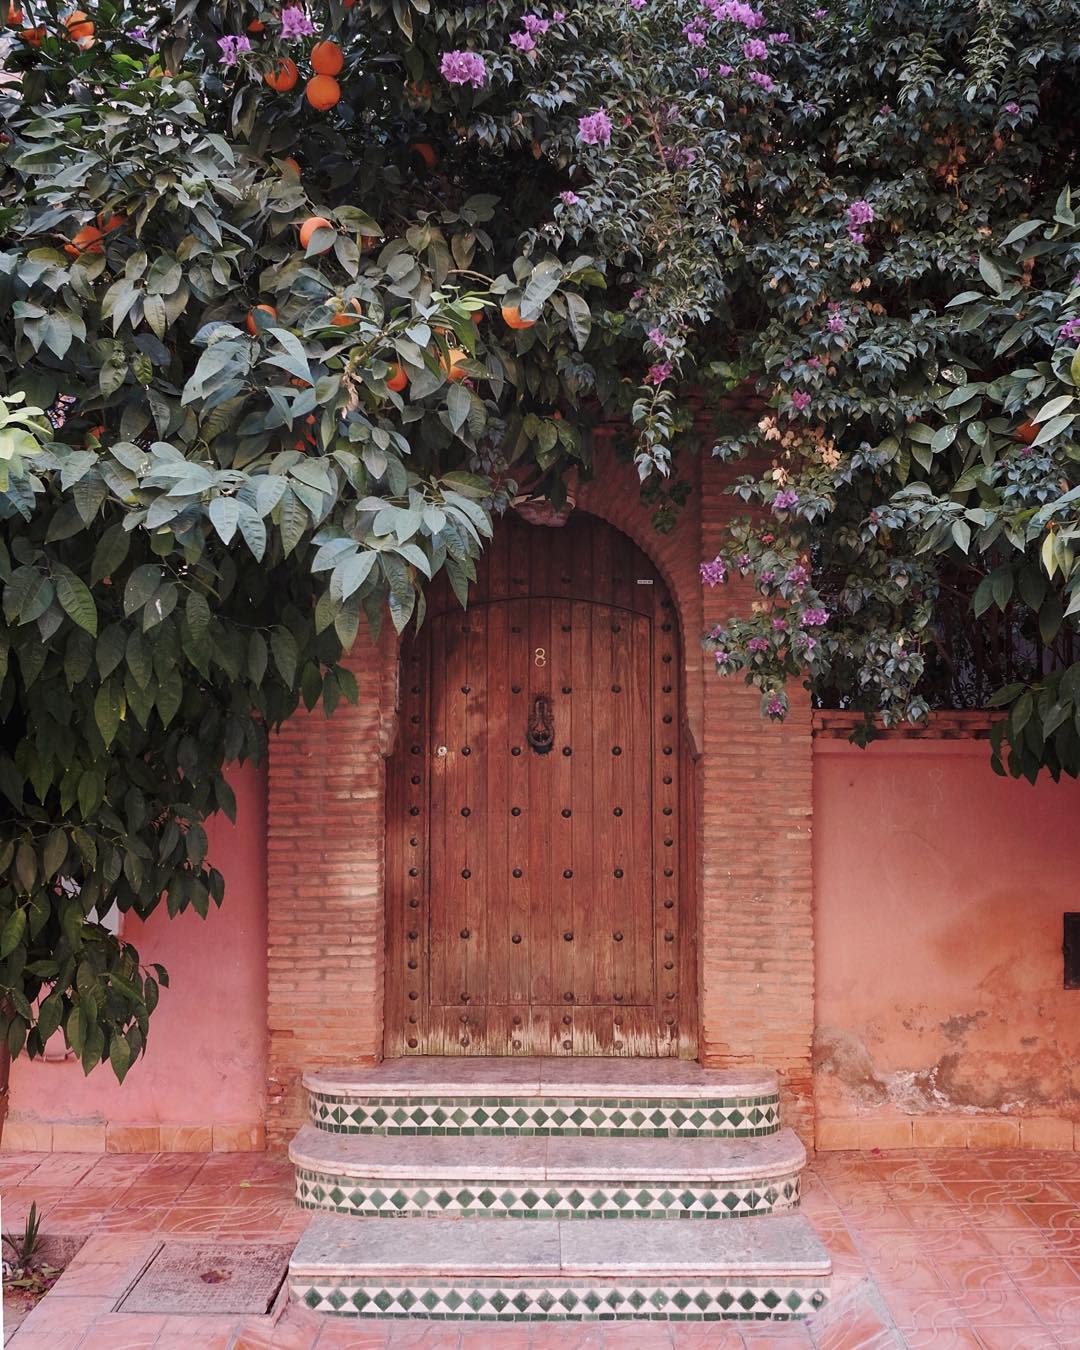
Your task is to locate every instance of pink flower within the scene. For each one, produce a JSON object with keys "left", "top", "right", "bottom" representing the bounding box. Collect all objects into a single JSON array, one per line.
[
  {"left": 646, "top": 361, "right": 673, "bottom": 385},
  {"left": 716, "top": 63, "right": 734, "bottom": 75},
  {"left": 217, "top": 34, "right": 251, "bottom": 65},
  {"left": 522, "top": 14, "right": 550, "bottom": 33},
  {"left": 715, "top": 650, "right": 731, "bottom": 665},
  {"left": 772, "top": 617, "right": 787, "bottom": 632},
  {"left": 766, "top": 693, "right": 786, "bottom": 718},
  {"left": 552, "top": 10, "right": 565, "bottom": 20},
  {"left": 786, "top": 564, "right": 809, "bottom": 586},
  {"left": 700, "top": 557, "right": 728, "bottom": 587},
  {"left": 773, "top": 489, "right": 799, "bottom": 512},
  {"left": 559, "top": 190, "right": 581, "bottom": 205},
  {"left": 629, "top": 0, "right": 647, "bottom": 9},
  {"left": 748, "top": 637, "right": 769, "bottom": 653},
  {"left": 1004, "top": 101, "right": 1020, "bottom": 114},
  {"left": 742, "top": 38, "right": 768, "bottom": 60},
  {"left": 748, "top": 71, "right": 775, "bottom": 91},
  {"left": 769, "top": 31, "right": 789, "bottom": 42},
  {"left": 279, "top": 6, "right": 315, "bottom": 39},
  {"left": 827, "top": 314, "right": 845, "bottom": 334},
  {"left": 695, "top": 66, "right": 710, "bottom": 79},
  {"left": 846, "top": 199, "right": 875, "bottom": 230},
  {"left": 801, "top": 607, "right": 830, "bottom": 626},
  {"left": 647, "top": 327, "right": 667, "bottom": 348},
  {"left": 441, "top": 50, "right": 488, "bottom": 88},
  {"left": 578, "top": 109, "right": 613, "bottom": 146},
  {"left": 510, "top": 31, "right": 537, "bottom": 52},
  {"left": 791, "top": 390, "right": 811, "bottom": 412}
]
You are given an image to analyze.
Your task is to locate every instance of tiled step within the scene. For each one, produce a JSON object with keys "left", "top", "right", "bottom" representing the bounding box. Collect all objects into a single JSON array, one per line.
[
  {"left": 289, "top": 1123, "right": 805, "bottom": 1220},
  {"left": 290, "top": 1213, "right": 831, "bottom": 1321},
  {"left": 305, "top": 1057, "right": 781, "bottom": 1137}
]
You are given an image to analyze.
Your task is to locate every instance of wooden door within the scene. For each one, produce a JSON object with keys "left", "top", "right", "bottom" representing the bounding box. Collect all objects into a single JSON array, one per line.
[{"left": 385, "top": 515, "right": 695, "bottom": 1056}]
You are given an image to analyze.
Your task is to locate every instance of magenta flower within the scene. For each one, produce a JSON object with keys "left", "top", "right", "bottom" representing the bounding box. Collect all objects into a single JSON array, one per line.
[
  {"left": 737, "top": 552, "right": 751, "bottom": 570},
  {"left": 629, "top": 0, "right": 647, "bottom": 9},
  {"left": 686, "top": 29, "right": 705, "bottom": 45},
  {"left": 748, "top": 71, "right": 775, "bottom": 91},
  {"left": 441, "top": 51, "right": 488, "bottom": 88},
  {"left": 1057, "top": 318, "right": 1080, "bottom": 342},
  {"left": 772, "top": 617, "right": 788, "bottom": 632},
  {"left": 1004, "top": 101, "right": 1020, "bottom": 114},
  {"left": 801, "top": 607, "right": 830, "bottom": 626},
  {"left": 799, "top": 634, "right": 818, "bottom": 652},
  {"left": 578, "top": 109, "right": 613, "bottom": 146},
  {"left": 748, "top": 637, "right": 769, "bottom": 653},
  {"left": 716, "top": 63, "right": 734, "bottom": 75},
  {"left": 786, "top": 564, "right": 809, "bottom": 586},
  {"left": 766, "top": 693, "right": 786, "bottom": 718},
  {"left": 700, "top": 557, "right": 728, "bottom": 587},
  {"left": 827, "top": 314, "right": 845, "bottom": 334},
  {"left": 742, "top": 38, "right": 768, "bottom": 60},
  {"left": 559, "top": 190, "right": 582, "bottom": 205},
  {"left": 510, "top": 31, "right": 537, "bottom": 52},
  {"left": 760, "top": 569, "right": 776, "bottom": 584},
  {"left": 769, "top": 31, "right": 790, "bottom": 42},
  {"left": 715, "top": 650, "right": 731, "bottom": 665},
  {"left": 552, "top": 10, "right": 565, "bottom": 20},
  {"left": 791, "top": 390, "right": 811, "bottom": 412},
  {"left": 217, "top": 34, "right": 251, "bottom": 65},
  {"left": 773, "top": 489, "right": 799, "bottom": 512},
  {"left": 279, "top": 5, "right": 315, "bottom": 39},
  {"left": 703, "top": 0, "right": 765, "bottom": 26},
  {"left": 647, "top": 327, "right": 667, "bottom": 347},
  {"left": 646, "top": 361, "right": 673, "bottom": 385},
  {"left": 846, "top": 199, "right": 875, "bottom": 229},
  {"left": 695, "top": 66, "right": 710, "bottom": 79},
  {"left": 522, "top": 14, "right": 550, "bottom": 33}
]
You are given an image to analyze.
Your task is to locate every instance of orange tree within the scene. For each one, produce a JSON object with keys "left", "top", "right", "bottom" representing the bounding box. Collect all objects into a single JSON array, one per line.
[{"left": 1, "top": 0, "right": 1080, "bottom": 1092}]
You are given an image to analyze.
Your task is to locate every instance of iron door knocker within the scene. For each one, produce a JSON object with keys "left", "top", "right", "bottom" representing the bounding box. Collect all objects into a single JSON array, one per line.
[{"left": 527, "top": 693, "right": 555, "bottom": 754}]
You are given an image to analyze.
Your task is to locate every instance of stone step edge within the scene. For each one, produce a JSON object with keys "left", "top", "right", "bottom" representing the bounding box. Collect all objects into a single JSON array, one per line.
[
  {"left": 289, "top": 1214, "right": 830, "bottom": 1320},
  {"left": 303, "top": 1060, "right": 779, "bottom": 1103},
  {"left": 289, "top": 1124, "right": 806, "bottom": 1184}
]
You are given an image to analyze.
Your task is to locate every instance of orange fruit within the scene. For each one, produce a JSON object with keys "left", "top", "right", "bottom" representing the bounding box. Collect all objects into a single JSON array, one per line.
[
  {"left": 96, "top": 211, "right": 126, "bottom": 235},
  {"left": 310, "top": 40, "right": 343, "bottom": 76},
  {"left": 18, "top": 24, "right": 43, "bottom": 44},
  {"left": 299, "top": 215, "right": 334, "bottom": 252},
  {"left": 247, "top": 303, "right": 277, "bottom": 335},
  {"left": 1015, "top": 419, "right": 1039, "bottom": 445},
  {"left": 64, "top": 224, "right": 104, "bottom": 258},
  {"left": 330, "top": 298, "right": 363, "bottom": 327},
  {"left": 305, "top": 74, "right": 341, "bottom": 111},
  {"left": 265, "top": 58, "right": 299, "bottom": 91},
  {"left": 63, "top": 9, "right": 94, "bottom": 45},
  {"left": 501, "top": 304, "right": 536, "bottom": 330},
  {"left": 472, "top": 310, "right": 484, "bottom": 325},
  {"left": 7, "top": 4, "right": 24, "bottom": 27},
  {"left": 411, "top": 141, "right": 437, "bottom": 170},
  {"left": 386, "top": 362, "right": 408, "bottom": 393},
  {"left": 443, "top": 347, "right": 469, "bottom": 382},
  {"left": 247, "top": 18, "right": 265, "bottom": 32}
]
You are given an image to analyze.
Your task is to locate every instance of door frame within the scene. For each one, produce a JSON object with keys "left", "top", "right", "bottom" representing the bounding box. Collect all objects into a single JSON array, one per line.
[{"left": 383, "top": 510, "right": 699, "bottom": 1058}]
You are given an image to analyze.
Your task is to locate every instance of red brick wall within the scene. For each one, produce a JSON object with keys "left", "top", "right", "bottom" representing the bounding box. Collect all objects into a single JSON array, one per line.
[
  {"left": 265, "top": 444, "right": 817, "bottom": 1146},
  {"left": 266, "top": 628, "right": 396, "bottom": 1147}
]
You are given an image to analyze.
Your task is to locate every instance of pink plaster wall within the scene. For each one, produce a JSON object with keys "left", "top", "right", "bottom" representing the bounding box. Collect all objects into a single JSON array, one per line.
[
  {"left": 814, "top": 737, "right": 1080, "bottom": 1146},
  {"left": 5, "top": 761, "right": 268, "bottom": 1152}
]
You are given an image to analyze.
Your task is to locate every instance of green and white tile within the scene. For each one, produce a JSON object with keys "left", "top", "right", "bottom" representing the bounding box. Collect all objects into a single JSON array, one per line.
[
  {"left": 289, "top": 1126, "right": 805, "bottom": 1221},
  {"left": 309, "top": 1093, "right": 780, "bottom": 1138},
  {"left": 289, "top": 1214, "right": 831, "bottom": 1321},
  {"left": 304, "top": 1059, "right": 782, "bottom": 1138}
]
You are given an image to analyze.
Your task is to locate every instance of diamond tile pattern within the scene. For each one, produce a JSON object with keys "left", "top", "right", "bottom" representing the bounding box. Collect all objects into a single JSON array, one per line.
[
  {"left": 310, "top": 1092, "right": 781, "bottom": 1137},
  {"left": 294, "top": 1168, "right": 801, "bottom": 1220},
  {"left": 293, "top": 1278, "right": 829, "bottom": 1320}
]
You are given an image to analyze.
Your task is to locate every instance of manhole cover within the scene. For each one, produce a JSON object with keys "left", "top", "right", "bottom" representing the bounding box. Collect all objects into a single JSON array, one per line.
[{"left": 118, "top": 1243, "right": 293, "bottom": 1315}]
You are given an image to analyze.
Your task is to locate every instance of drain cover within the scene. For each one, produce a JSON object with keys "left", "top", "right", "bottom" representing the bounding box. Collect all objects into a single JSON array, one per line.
[{"left": 118, "top": 1243, "right": 293, "bottom": 1314}]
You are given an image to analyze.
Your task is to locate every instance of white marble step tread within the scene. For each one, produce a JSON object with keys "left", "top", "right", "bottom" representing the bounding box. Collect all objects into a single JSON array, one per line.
[
  {"left": 291, "top": 1212, "right": 831, "bottom": 1279},
  {"left": 290, "top": 1123, "right": 804, "bottom": 1182},
  {"left": 305, "top": 1057, "right": 778, "bottom": 1101}
]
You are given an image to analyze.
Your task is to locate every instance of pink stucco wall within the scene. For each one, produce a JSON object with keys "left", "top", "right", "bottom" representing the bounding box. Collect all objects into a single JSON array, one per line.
[
  {"left": 814, "top": 736, "right": 1080, "bottom": 1149},
  {"left": 5, "top": 761, "right": 268, "bottom": 1152}
]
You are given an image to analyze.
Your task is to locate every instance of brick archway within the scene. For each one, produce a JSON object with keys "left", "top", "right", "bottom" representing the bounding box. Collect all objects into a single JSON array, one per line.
[{"left": 265, "top": 447, "right": 814, "bottom": 1147}]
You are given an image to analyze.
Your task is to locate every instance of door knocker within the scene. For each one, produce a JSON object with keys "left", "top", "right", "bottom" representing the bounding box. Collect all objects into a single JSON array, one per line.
[{"left": 527, "top": 693, "right": 555, "bottom": 754}]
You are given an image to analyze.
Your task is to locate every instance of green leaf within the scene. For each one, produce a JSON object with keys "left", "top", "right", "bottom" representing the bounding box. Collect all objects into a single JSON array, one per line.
[
  {"left": 55, "top": 571, "right": 98, "bottom": 635},
  {"left": 94, "top": 680, "right": 121, "bottom": 748},
  {"left": 0, "top": 908, "right": 26, "bottom": 959},
  {"left": 271, "top": 627, "right": 298, "bottom": 687}
]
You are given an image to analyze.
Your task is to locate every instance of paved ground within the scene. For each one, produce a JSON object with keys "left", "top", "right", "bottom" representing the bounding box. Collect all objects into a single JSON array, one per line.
[{"left": 2, "top": 1147, "right": 1079, "bottom": 1347}]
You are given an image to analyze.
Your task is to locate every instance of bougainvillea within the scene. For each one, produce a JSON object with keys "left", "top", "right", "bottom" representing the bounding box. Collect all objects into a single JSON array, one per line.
[{"left": 1, "top": 0, "right": 1080, "bottom": 1093}]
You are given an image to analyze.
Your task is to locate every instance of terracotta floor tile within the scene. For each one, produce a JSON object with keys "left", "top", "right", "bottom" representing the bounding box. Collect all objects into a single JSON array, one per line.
[
  {"left": 936, "top": 1259, "right": 1018, "bottom": 1295},
  {"left": 1000, "top": 1255, "right": 1080, "bottom": 1287},
  {"left": 971, "top": 1328, "right": 1060, "bottom": 1350},
  {"left": 945, "top": 1288, "right": 1045, "bottom": 1328},
  {"left": 75, "top": 1313, "right": 168, "bottom": 1349},
  {"left": 1014, "top": 1287, "right": 1080, "bottom": 1329}
]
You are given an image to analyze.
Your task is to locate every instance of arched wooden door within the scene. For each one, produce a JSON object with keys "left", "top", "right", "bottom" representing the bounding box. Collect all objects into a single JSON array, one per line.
[{"left": 385, "top": 514, "right": 696, "bottom": 1057}]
